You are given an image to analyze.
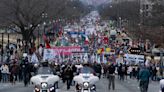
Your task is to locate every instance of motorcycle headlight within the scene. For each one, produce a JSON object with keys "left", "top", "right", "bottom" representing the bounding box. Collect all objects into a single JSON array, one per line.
[
  {"left": 35, "top": 87, "right": 40, "bottom": 92},
  {"left": 49, "top": 87, "right": 55, "bottom": 91},
  {"left": 91, "top": 86, "right": 96, "bottom": 90},
  {"left": 83, "top": 82, "right": 89, "bottom": 88},
  {"left": 41, "top": 83, "right": 48, "bottom": 89}
]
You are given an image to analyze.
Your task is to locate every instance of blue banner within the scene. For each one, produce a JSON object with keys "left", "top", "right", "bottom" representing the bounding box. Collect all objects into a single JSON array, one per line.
[{"left": 67, "top": 31, "right": 85, "bottom": 35}]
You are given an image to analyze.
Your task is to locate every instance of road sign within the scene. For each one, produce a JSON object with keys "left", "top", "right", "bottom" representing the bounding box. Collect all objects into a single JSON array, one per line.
[{"left": 128, "top": 47, "right": 141, "bottom": 54}]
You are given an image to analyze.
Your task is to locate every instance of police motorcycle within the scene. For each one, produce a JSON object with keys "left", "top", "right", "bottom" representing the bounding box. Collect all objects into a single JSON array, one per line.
[
  {"left": 160, "top": 79, "right": 164, "bottom": 92},
  {"left": 73, "top": 64, "right": 99, "bottom": 92},
  {"left": 30, "top": 66, "right": 60, "bottom": 92}
]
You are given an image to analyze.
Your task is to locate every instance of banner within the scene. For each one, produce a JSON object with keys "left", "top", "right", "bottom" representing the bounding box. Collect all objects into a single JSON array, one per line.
[
  {"left": 31, "top": 53, "right": 39, "bottom": 63},
  {"left": 116, "top": 57, "right": 124, "bottom": 64},
  {"left": 124, "top": 54, "right": 145, "bottom": 65},
  {"left": 52, "top": 46, "right": 81, "bottom": 55},
  {"left": 67, "top": 31, "right": 85, "bottom": 38},
  {"left": 43, "top": 49, "right": 57, "bottom": 61}
]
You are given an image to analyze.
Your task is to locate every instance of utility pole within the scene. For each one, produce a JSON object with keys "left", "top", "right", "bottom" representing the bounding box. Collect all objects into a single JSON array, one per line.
[{"left": 1, "top": 33, "right": 4, "bottom": 63}]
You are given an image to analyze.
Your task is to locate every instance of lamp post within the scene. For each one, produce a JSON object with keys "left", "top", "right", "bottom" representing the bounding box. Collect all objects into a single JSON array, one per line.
[
  {"left": 37, "top": 24, "right": 41, "bottom": 46},
  {"left": 42, "top": 13, "right": 48, "bottom": 46},
  {"left": 119, "top": 17, "right": 122, "bottom": 30},
  {"left": 43, "top": 22, "right": 46, "bottom": 46}
]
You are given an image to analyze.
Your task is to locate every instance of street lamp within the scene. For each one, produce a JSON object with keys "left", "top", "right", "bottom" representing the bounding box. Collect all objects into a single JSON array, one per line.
[
  {"left": 43, "top": 22, "right": 46, "bottom": 46},
  {"left": 42, "top": 13, "right": 48, "bottom": 34},
  {"left": 119, "top": 17, "right": 122, "bottom": 30},
  {"left": 110, "top": 5, "right": 113, "bottom": 8},
  {"left": 37, "top": 24, "right": 41, "bottom": 46},
  {"left": 43, "top": 22, "right": 46, "bottom": 34}
]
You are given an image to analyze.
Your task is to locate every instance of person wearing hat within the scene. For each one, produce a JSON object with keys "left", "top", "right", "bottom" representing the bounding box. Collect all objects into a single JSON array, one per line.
[{"left": 64, "top": 65, "right": 74, "bottom": 90}]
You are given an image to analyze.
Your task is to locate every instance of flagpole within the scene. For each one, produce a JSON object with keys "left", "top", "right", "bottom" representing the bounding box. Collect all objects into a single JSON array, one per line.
[
  {"left": 96, "top": 53, "right": 98, "bottom": 63},
  {"left": 92, "top": 54, "right": 95, "bottom": 63},
  {"left": 102, "top": 52, "right": 105, "bottom": 64},
  {"left": 62, "top": 52, "right": 64, "bottom": 62},
  {"left": 59, "top": 54, "right": 61, "bottom": 63}
]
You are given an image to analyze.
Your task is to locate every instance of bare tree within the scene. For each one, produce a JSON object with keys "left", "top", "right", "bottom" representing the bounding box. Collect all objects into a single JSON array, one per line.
[
  {"left": 99, "top": 1, "right": 140, "bottom": 24},
  {"left": 0, "top": 0, "right": 88, "bottom": 43},
  {"left": 145, "top": 2, "right": 164, "bottom": 27}
]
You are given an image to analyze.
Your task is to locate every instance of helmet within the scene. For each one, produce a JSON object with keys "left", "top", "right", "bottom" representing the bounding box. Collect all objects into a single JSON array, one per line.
[
  {"left": 34, "top": 64, "right": 38, "bottom": 68},
  {"left": 23, "top": 53, "right": 28, "bottom": 57}
]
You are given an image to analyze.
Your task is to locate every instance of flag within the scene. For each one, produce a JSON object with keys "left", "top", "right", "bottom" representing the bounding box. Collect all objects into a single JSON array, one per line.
[
  {"left": 97, "top": 49, "right": 101, "bottom": 54},
  {"left": 101, "top": 48, "right": 104, "bottom": 53},
  {"left": 45, "top": 41, "right": 51, "bottom": 48},
  {"left": 59, "top": 26, "right": 63, "bottom": 37},
  {"left": 102, "top": 36, "right": 109, "bottom": 44},
  {"left": 55, "top": 40, "right": 61, "bottom": 46},
  {"left": 84, "top": 36, "right": 89, "bottom": 45},
  {"left": 43, "top": 35, "right": 51, "bottom": 49},
  {"left": 81, "top": 35, "right": 89, "bottom": 45},
  {"left": 106, "top": 48, "right": 111, "bottom": 52}
]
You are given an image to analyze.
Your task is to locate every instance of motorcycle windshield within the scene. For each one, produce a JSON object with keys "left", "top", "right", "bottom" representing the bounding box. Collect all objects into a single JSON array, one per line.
[
  {"left": 37, "top": 67, "right": 55, "bottom": 74},
  {"left": 80, "top": 67, "right": 95, "bottom": 74}
]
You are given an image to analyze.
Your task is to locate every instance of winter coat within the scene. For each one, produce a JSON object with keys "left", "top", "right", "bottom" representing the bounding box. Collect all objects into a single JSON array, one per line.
[
  {"left": 0, "top": 65, "right": 9, "bottom": 74},
  {"left": 139, "top": 68, "right": 150, "bottom": 81}
]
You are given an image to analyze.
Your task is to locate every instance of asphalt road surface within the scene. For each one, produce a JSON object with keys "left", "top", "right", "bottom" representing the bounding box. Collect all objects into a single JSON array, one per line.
[{"left": 0, "top": 77, "right": 160, "bottom": 92}]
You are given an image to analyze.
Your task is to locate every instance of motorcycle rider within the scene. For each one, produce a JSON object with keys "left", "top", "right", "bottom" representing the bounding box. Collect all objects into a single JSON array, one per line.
[
  {"left": 64, "top": 65, "right": 74, "bottom": 90},
  {"left": 21, "top": 55, "right": 30, "bottom": 86},
  {"left": 93, "top": 63, "right": 102, "bottom": 79},
  {"left": 75, "top": 62, "right": 98, "bottom": 91},
  {"left": 81, "top": 62, "right": 95, "bottom": 74}
]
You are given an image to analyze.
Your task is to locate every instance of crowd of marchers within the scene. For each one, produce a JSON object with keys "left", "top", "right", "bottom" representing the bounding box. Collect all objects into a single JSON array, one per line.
[{"left": 0, "top": 55, "right": 158, "bottom": 92}]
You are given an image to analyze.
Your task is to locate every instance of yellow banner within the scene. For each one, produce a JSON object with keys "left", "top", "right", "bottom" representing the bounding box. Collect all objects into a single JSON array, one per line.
[
  {"left": 97, "top": 49, "right": 102, "bottom": 54},
  {"left": 106, "top": 48, "right": 111, "bottom": 52}
]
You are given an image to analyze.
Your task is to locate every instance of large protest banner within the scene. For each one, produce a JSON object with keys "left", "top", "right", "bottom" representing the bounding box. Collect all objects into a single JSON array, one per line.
[
  {"left": 43, "top": 46, "right": 82, "bottom": 61},
  {"left": 52, "top": 46, "right": 82, "bottom": 55}
]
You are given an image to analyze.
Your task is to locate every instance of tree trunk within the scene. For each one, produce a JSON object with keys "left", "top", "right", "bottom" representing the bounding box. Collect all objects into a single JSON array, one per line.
[{"left": 22, "top": 29, "right": 33, "bottom": 53}]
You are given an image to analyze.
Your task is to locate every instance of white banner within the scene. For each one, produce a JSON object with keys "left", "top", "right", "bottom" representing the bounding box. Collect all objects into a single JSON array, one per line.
[
  {"left": 43, "top": 49, "right": 57, "bottom": 61},
  {"left": 116, "top": 57, "right": 124, "bottom": 64},
  {"left": 31, "top": 53, "right": 39, "bottom": 63},
  {"left": 124, "top": 54, "right": 145, "bottom": 65}
]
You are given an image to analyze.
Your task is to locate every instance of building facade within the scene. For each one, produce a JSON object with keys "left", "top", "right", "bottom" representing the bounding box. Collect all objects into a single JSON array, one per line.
[{"left": 140, "top": 0, "right": 153, "bottom": 17}]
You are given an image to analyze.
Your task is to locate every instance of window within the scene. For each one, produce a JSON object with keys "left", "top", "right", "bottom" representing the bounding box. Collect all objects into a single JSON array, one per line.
[
  {"left": 146, "top": 4, "right": 149, "bottom": 10},
  {"left": 145, "top": 12, "right": 149, "bottom": 16}
]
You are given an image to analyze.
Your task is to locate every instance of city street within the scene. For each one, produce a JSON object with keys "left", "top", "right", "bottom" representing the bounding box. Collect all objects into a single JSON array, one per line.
[
  {"left": 0, "top": 0, "right": 164, "bottom": 92},
  {"left": 0, "top": 77, "right": 159, "bottom": 92}
]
